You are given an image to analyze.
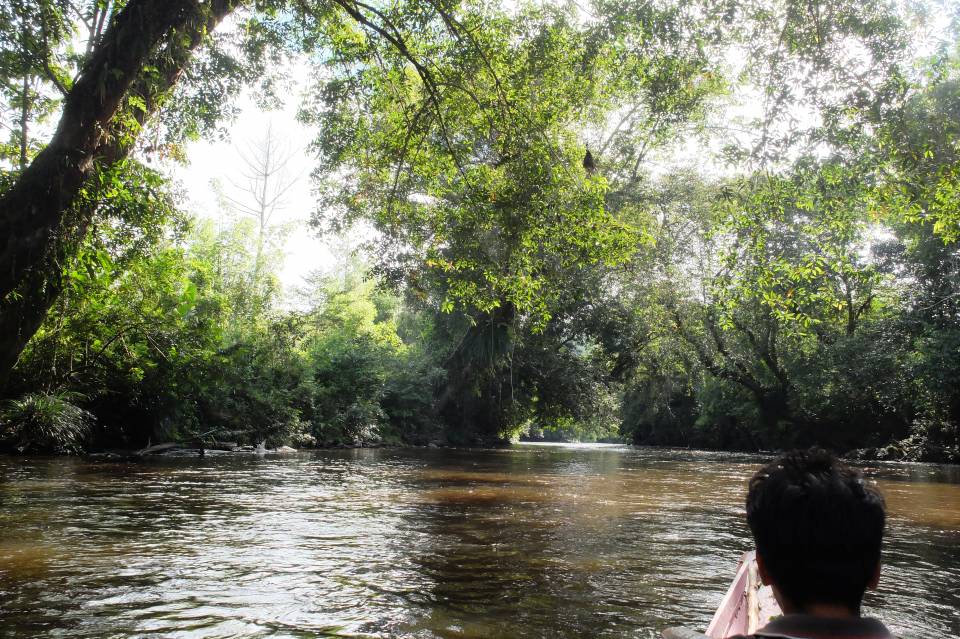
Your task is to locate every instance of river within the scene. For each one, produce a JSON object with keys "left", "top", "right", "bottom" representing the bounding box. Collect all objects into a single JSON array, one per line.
[{"left": 0, "top": 444, "right": 957, "bottom": 638}]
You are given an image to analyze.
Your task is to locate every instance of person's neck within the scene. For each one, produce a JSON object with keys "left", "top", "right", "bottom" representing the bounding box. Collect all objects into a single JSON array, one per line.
[{"left": 784, "top": 602, "right": 861, "bottom": 618}]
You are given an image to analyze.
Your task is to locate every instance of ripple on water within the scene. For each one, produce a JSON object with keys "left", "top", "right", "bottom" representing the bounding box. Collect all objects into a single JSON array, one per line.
[{"left": 0, "top": 445, "right": 957, "bottom": 638}]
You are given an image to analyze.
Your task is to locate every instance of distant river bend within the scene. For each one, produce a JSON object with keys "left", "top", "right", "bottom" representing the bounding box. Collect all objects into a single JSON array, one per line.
[{"left": 1, "top": 444, "right": 958, "bottom": 638}]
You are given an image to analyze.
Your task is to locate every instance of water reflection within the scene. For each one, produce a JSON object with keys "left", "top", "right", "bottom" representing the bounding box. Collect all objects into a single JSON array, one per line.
[{"left": 0, "top": 445, "right": 957, "bottom": 638}]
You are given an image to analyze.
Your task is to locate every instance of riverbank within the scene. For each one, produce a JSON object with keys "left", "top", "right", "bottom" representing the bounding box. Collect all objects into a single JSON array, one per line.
[
  {"left": 85, "top": 442, "right": 302, "bottom": 461},
  {"left": 1, "top": 434, "right": 957, "bottom": 465},
  {"left": 630, "top": 433, "right": 960, "bottom": 465},
  {"left": 78, "top": 439, "right": 460, "bottom": 461}
]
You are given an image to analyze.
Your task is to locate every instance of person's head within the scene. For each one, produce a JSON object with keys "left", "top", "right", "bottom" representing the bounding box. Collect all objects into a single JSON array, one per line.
[{"left": 746, "top": 448, "right": 886, "bottom": 615}]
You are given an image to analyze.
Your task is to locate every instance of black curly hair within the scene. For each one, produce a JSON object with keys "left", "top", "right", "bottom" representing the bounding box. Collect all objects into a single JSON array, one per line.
[{"left": 746, "top": 448, "right": 886, "bottom": 613}]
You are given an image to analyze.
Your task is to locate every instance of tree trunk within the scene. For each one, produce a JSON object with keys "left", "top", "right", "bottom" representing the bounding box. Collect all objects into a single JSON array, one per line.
[
  {"left": 0, "top": 0, "right": 241, "bottom": 389},
  {"left": 0, "top": 0, "right": 202, "bottom": 300},
  {"left": 437, "top": 303, "right": 517, "bottom": 444},
  {"left": 755, "top": 385, "right": 793, "bottom": 435},
  {"left": 0, "top": 243, "right": 70, "bottom": 389}
]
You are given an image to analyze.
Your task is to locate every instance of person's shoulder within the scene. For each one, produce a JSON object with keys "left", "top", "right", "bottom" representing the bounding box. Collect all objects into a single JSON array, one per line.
[{"left": 754, "top": 613, "right": 894, "bottom": 639}]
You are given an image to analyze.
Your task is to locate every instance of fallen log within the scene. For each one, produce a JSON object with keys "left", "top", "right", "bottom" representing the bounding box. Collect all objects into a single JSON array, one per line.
[{"left": 135, "top": 442, "right": 179, "bottom": 456}]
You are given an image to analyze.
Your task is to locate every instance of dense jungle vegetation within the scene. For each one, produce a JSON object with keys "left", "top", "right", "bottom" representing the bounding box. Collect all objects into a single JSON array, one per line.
[{"left": 0, "top": 0, "right": 958, "bottom": 461}]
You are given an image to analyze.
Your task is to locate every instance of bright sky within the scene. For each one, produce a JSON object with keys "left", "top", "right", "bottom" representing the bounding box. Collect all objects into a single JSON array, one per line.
[{"left": 173, "top": 91, "right": 336, "bottom": 293}]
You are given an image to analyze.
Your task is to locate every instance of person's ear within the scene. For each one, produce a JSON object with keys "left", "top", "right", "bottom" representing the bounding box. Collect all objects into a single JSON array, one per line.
[{"left": 867, "top": 561, "right": 881, "bottom": 590}]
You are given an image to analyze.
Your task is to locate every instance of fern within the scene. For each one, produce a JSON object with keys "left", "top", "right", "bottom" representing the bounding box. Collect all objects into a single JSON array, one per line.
[{"left": 0, "top": 392, "right": 95, "bottom": 454}]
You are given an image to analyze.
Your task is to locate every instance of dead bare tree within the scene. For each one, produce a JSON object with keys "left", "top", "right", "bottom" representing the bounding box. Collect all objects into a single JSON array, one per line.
[{"left": 218, "top": 122, "right": 301, "bottom": 286}]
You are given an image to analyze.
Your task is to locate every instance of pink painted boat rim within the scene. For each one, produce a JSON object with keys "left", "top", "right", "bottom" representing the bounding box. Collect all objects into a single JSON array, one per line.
[
  {"left": 705, "top": 551, "right": 755, "bottom": 638},
  {"left": 663, "top": 551, "right": 781, "bottom": 639}
]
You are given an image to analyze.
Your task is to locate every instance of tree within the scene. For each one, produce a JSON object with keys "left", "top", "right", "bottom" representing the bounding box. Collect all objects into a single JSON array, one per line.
[
  {"left": 0, "top": 0, "right": 242, "bottom": 385},
  {"left": 218, "top": 123, "right": 301, "bottom": 287},
  {"left": 309, "top": 0, "right": 730, "bottom": 441},
  {"left": 867, "top": 54, "right": 960, "bottom": 459},
  {"left": 0, "top": 0, "right": 242, "bottom": 300},
  {"left": 0, "top": 0, "right": 542, "bottom": 387},
  {"left": 1, "top": 0, "right": 955, "bottom": 459}
]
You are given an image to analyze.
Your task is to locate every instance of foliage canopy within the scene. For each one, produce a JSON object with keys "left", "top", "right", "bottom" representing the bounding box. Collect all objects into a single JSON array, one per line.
[{"left": 0, "top": 0, "right": 957, "bottom": 459}]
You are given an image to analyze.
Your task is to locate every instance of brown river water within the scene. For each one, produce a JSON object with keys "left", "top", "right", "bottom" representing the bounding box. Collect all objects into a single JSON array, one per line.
[{"left": 0, "top": 444, "right": 957, "bottom": 638}]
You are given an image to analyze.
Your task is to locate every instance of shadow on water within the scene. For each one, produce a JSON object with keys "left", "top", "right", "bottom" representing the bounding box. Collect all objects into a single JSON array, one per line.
[{"left": 0, "top": 445, "right": 957, "bottom": 638}]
